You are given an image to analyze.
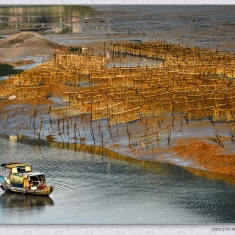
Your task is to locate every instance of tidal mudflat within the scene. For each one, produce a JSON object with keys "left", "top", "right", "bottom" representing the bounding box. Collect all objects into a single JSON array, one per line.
[{"left": 0, "top": 5, "right": 235, "bottom": 186}]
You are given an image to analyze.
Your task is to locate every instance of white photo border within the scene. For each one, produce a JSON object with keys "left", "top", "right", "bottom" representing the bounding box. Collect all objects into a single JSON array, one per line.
[{"left": 0, "top": 1, "right": 234, "bottom": 234}]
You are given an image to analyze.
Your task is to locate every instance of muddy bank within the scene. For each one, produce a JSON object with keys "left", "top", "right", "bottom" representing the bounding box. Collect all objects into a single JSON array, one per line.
[
  {"left": 0, "top": 32, "right": 69, "bottom": 61},
  {"left": 173, "top": 139, "right": 235, "bottom": 175},
  {"left": 48, "top": 139, "right": 235, "bottom": 186},
  {"left": 0, "top": 83, "right": 234, "bottom": 185},
  {"left": 0, "top": 28, "right": 235, "bottom": 186}
]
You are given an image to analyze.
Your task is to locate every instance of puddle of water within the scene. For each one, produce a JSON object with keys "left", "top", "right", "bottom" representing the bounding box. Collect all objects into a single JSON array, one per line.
[
  {"left": 0, "top": 75, "right": 8, "bottom": 81},
  {"left": 0, "top": 56, "right": 46, "bottom": 80},
  {"left": 106, "top": 54, "right": 162, "bottom": 68},
  {"left": 5, "top": 56, "right": 45, "bottom": 70}
]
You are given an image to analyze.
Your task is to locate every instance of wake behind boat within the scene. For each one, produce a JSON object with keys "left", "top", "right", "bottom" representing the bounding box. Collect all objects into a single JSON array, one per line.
[{"left": 0, "top": 163, "right": 54, "bottom": 196}]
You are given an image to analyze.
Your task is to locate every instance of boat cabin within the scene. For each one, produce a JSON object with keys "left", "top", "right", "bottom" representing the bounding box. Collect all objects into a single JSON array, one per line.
[
  {"left": 0, "top": 163, "right": 47, "bottom": 189},
  {"left": 0, "top": 162, "right": 54, "bottom": 195}
]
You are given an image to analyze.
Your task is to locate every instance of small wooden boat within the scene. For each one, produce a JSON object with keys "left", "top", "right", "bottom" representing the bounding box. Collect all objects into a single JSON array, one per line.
[{"left": 0, "top": 163, "right": 54, "bottom": 196}]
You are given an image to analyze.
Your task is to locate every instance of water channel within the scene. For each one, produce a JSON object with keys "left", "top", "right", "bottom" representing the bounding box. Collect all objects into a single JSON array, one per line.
[
  {"left": 0, "top": 5, "right": 235, "bottom": 225},
  {"left": 0, "top": 136, "right": 235, "bottom": 224}
]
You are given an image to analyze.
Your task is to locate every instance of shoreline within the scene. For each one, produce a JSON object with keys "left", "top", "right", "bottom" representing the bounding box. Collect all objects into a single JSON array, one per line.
[
  {"left": 3, "top": 132, "right": 235, "bottom": 186},
  {"left": 0, "top": 32, "right": 235, "bottom": 186}
]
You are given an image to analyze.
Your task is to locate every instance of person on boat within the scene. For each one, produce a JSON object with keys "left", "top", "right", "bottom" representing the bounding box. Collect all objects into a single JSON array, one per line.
[{"left": 37, "top": 180, "right": 47, "bottom": 190}]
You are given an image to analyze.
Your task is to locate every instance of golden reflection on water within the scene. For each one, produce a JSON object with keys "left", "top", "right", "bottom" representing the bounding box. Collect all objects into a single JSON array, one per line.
[
  {"left": 184, "top": 166, "right": 235, "bottom": 186},
  {"left": 0, "top": 5, "right": 93, "bottom": 26},
  {"left": 49, "top": 141, "right": 170, "bottom": 176},
  {"left": 50, "top": 141, "right": 235, "bottom": 185}
]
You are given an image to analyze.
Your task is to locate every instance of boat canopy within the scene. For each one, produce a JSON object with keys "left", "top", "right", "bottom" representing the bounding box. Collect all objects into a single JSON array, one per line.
[
  {"left": 1, "top": 163, "right": 45, "bottom": 182},
  {"left": 2, "top": 163, "right": 31, "bottom": 169},
  {"left": 2, "top": 163, "right": 32, "bottom": 173}
]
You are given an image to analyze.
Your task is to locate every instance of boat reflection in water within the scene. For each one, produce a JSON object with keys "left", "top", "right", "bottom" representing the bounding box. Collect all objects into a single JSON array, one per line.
[{"left": 0, "top": 192, "right": 54, "bottom": 209}]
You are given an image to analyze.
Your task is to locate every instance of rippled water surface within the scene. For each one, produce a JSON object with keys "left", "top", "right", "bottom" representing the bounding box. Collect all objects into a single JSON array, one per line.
[
  {"left": 0, "top": 137, "right": 235, "bottom": 224},
  {"left": 1, "top": 5, "right": 235, "bottom": 225}
]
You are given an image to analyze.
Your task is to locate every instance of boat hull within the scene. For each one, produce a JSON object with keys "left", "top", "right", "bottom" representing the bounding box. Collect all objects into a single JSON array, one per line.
[{"left": 3, "top": 183, "right": 54, "bottom": 196}]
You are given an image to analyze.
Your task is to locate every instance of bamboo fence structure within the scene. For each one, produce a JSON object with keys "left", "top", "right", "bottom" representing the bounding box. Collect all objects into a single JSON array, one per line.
[
  {"left": 129, "top": 124, "right": 171, "bottom": 148},
  {"left": 48, "top": 41, "right": 235, "bottom": 126},
  {"left": 1, "top": 40, "right": 235, "bottom": 146}
]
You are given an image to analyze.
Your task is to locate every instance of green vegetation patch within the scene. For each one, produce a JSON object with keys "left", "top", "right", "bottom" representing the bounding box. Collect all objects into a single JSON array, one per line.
[
  {"left": 60, "top": 26, "right": 70, "bottom": 34},
  {"left": 69, "top": 47, "right": 82, "bottom": 53},
  {"left": 0, "top": 63, "right": 24, "bottom": 76}
]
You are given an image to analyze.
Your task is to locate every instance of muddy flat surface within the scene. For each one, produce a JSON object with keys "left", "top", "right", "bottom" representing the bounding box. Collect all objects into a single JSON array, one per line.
[{"left": 0, "top": 5, "right": 235, "bottom": 184}]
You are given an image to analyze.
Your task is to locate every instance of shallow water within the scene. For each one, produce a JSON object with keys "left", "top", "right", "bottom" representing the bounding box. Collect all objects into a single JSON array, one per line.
[
  {"left": 0, "top": 137, "right": 235, "bottom": 224},
  {"left": 1, "top": 5, "right": 235, "bottom": 80},
  {"left": 1, "top": 5, "right": 235, "bottom": 225},
  {"left": 1, "top": 5, "right": 235, "bottom": 51},
  {"left": 36, "top": 5, "right": 235, "bottom": 53}
]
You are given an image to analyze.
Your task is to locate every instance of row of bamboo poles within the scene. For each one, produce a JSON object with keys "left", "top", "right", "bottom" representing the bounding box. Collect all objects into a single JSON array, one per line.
[
  {"left": 1, "top": 40, "right": 235, "bottom": 147},
  {"left": 51, "top": 74, "right": 235, "bottom": 123}
]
